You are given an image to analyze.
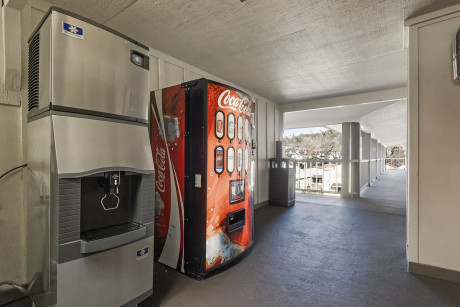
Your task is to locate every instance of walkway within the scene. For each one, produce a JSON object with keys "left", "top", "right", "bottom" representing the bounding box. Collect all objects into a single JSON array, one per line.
[
  {"left": 296, "top": 170, "right": 406, "bottom": 215},
  {"left": 140, "top": 170, "right": 460, "bottom": 306}
]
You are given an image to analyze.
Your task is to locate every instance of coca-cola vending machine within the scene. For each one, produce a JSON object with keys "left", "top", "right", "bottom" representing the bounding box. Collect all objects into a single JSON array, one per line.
[{"left": 150, "top": 78, "right": 254, "bottom": 279}]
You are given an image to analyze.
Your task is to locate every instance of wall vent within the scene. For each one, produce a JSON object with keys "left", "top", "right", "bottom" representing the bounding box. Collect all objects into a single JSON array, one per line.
[{"left": 28, "top": 33, "right": 40, "bottom": 111}]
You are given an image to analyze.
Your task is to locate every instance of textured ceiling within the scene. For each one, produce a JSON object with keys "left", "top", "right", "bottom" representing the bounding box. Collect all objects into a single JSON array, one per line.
[
  {"left": 46, "top": 0, "right": 437, "bottom": 103},
  {"left": 283, "top": 101, "right": 396, "bottom": 130},
  {"left": 360, "top": 100, "right": 407, "bottom": 147},
  {"left": 283, "top": 99, "right": 407, "bottom": 147}
]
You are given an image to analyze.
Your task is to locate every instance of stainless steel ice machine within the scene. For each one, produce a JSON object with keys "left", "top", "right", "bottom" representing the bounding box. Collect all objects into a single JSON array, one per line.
[{"left": 27, "top": 7, "right": 154, "bottom": 306}]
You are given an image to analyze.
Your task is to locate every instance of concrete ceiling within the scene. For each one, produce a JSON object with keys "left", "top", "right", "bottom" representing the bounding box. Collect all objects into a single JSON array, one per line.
[
  {"left": 45, "top": 0, "right": 437, "bottom": 104},
  {"left": 283, "top": 99, "right": 407, "bottom": 147},
  {"left": 360, "top": 100, "right": 407, "bottom": 147},
  {"left": 283, "top": 101, "right": 398, "bottom": 130}
]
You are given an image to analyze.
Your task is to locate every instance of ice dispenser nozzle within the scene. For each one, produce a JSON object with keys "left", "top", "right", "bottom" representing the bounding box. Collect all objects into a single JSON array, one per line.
[{"left": 99, "top": 171, "right": 121, "bottom": 210}]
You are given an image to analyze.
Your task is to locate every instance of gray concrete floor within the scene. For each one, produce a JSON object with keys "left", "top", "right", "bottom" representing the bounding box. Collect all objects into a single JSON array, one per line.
[
  {"left": 361, "top": 170, "right": 406, "bottom": 206},
  {"left": 297, "top": 170, "right": 407, "bottom": 215},
  {"left": 141, "top": 170, "right": 460, "bottom": 307}
]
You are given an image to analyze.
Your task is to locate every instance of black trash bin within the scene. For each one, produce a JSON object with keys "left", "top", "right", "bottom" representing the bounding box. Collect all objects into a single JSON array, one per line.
[{"left": 269, "top": 158, "right": 295, "bottom": 207}]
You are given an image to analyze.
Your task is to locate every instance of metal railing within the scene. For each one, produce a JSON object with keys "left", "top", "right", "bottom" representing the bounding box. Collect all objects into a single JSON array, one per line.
[
  {"left": 385, "top": 158, "right": 406, "bottom": 170},
  {"left": 293, "top": 159, "right": 342, "bottom": 194}
]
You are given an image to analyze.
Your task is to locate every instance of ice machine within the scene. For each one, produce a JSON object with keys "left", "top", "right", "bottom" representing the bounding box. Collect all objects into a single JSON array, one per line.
[
  {"left": 150, "top": 78, "right": 254, "bottom": 279},
  {"left": 26, "top": 7, "right": 154, "bottom": 306}
]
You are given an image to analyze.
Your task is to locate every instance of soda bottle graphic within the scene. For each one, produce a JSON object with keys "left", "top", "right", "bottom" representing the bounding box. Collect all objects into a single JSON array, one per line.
[
  {"left": 228, "top": 114, "right": 235, "bottom": 140},
  {"left": 215, "top": 111, "right": 224, "bottom": 139}
]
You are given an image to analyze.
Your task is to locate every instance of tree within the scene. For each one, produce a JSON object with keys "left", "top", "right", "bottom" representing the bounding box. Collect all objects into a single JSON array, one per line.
[
  {"left": 387, "top": 146, "right": 405, "bottom": 158},
  {"left": 283, "top": 130, "right": 342, "bottom": 159}
]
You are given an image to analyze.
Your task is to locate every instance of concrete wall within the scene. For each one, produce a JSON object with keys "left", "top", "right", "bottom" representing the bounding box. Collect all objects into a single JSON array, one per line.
[
  {"left": 0, "top": 0, "right": 280, "bottom": 284},
  {"left": 407, "top": 6, "right": 460, "bottom": 272}
]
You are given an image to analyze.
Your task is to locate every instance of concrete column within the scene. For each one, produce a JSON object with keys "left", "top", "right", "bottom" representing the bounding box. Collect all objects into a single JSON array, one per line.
[
  {"left": 370, "top": 138, "right": 377, "bottom": 181},
  {"left": 382, "top": 145, "right": 386, "bottom": 174},
  {"left": 361, "top": 132, "right": 371, "bottom": 187},
  {"left": 341, "top": 123, "right": 350, "bottom": 197},
  {"left": 350, "top": 122, "right": 361, "bottom": 197}
]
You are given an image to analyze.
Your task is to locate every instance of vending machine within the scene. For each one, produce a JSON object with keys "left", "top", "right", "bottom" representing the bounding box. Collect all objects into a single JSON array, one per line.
[{"left": 150, "top": 78, "right": 254, "bottom": 279}]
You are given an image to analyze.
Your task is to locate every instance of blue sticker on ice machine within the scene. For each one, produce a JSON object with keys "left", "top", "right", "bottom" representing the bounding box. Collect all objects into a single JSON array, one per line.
[
  {"left": 62, "top": 22, "right": 84, "bottom": 39},
  {"left": 136, "top": 247, "right": 149, "bottom": 260}
]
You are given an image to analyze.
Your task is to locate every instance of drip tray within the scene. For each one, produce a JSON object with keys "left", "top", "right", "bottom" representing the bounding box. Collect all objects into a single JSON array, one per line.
[{"left": 80, "top": 222, "right": 146, "bottom": 254}]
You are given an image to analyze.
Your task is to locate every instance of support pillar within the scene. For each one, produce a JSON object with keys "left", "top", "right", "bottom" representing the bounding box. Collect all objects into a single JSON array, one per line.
[
  {"left": 341, "top": 123, "right": 350, "bottom": 197},
  {"left": 350, "top": 122, "right": 361, "bottom": 197},
  {"left": 382, "top": 145, "right": 386, "bottom": 173},
  {"left": 341, "top": 122, "right": 362, "bottom": 197},
  {"left": 371, "top": 138, "right": 377, "bottom": 181},
  {"left": 362, "top": 132, "right": 371, "bottom": 187}
]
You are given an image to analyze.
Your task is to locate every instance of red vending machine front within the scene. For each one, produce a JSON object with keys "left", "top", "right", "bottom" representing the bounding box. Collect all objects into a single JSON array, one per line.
[{"left": 150, "top": 79, "right": 254, "bottom": 279}]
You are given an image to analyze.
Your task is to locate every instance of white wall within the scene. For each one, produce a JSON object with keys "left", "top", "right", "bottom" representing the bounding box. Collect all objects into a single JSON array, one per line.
[
  {"left": 406, "top": 6, "right": 460, "bottom": 272},
  {"left": 257, "top": 99, "right": 279, "bottom": 205},
  {"left": 0, "top": 0, "right": 280, "bottom": 284},
  {"left": 0, "top": 106, "right": 25, "bottom": 284},
  {"left": 0, "top": 0, "right": 48, "bottom": 284},
  {"left": 146, "top": 48, "right": 280, "bottom": 206}
]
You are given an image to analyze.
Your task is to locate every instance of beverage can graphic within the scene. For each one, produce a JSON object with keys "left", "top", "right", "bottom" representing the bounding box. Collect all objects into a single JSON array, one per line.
[
  {"left": 227, "top": 113, "right": 235, "bottom": 140},
  {"left": 237, "top": 147, "right": 243, "bottom": 173},
  {"left": 215, "top": 111, "right": 225, "bottom": 139},
  {"left": 215, "top": 146, "right": 224, "bottom": 174},
  {"left": 237, "top": 115, "right": 243, "bottom": 142}
]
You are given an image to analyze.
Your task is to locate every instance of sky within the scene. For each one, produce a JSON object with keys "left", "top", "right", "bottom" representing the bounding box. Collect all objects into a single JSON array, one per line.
[{"left": 283, "top": 127, "right": 329, "bottom": 138}]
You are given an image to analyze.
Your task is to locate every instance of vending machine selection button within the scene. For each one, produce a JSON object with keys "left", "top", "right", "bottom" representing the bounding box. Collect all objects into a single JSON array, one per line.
[
  {"left": 215, "top": 111, "right": 225, "bottom": 140},
  {"left": 227, "top": 113, "right": 235, "bottom": 141},
  {"left": 215, "top": 146, "right": 225, "bottom": 175}
]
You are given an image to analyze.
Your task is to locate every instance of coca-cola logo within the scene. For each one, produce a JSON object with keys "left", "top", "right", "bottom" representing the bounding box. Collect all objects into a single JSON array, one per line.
[
  {"left": 156, "top": 146, "right": 166, "bottom": 193},
  {"left": 218, "top": 90, "right": 252, "bottom": 116}
]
